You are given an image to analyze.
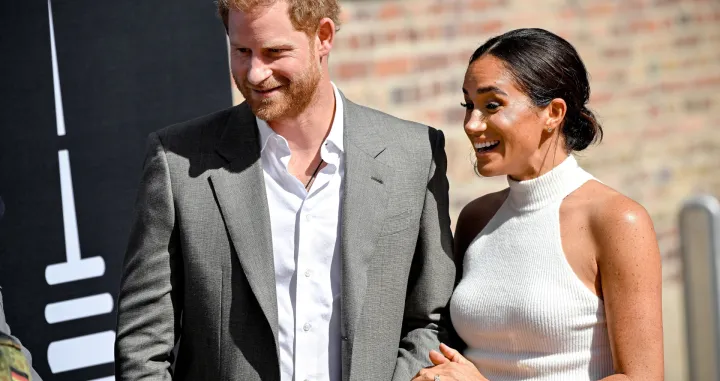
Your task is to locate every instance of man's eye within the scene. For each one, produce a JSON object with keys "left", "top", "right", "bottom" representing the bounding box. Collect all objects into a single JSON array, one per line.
[
  {"left": 236, "top": 48, "right": 250, "bottom": 53},
  {"left": 268, "top": 48, "right": 283, "bottom": 54}
]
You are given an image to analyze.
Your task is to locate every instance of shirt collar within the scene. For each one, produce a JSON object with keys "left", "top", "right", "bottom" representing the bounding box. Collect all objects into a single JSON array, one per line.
[
  {"left": 256, "top": 115, "right": 276, "bottom": 153},
  {"left": 256, "top": 82, "right": 344, "bottom": 153},
  {"left": 326, "top": 82, "right": 344, "bottom": 153}
]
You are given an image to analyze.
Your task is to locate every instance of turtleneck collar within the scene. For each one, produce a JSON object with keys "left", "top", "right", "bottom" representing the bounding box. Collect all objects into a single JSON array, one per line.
[{"left": 506, "top": 155, "right": 586, "bottom": 212}]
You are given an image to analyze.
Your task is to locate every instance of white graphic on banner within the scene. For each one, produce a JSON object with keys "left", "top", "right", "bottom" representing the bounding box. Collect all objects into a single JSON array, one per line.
[
  {"left": 48, "top": 0, "right": 65, "bottom": 138},
  {"left": 47, "top": 331, "right": 116, "bottom": 373},
  {"left": 45, "top": 0, "right": 116, "bottom": 379},
  {"left": 47, "top": 150, "right": 106, "bottom": 284},
  {"left": 45, "top": 293, "right": 114, "bottom": 324}
]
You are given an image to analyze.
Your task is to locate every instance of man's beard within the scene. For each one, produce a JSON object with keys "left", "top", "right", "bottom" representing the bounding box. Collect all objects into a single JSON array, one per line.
[{"left": 234, "top": 56, "right": 322, "bottom": 122}]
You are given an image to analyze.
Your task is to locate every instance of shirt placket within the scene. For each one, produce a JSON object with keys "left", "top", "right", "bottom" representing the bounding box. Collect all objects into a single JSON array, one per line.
[
  {"left": 295, "top": 194, "right": 318, "bottom": 381},
  {"left": 294, "top": 157, "right": 338, "bottom": 381}
]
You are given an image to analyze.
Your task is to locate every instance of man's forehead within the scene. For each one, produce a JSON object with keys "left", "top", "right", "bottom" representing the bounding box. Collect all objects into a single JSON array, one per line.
[
  {"left": 227, "top": 1, "right": 285, "bottom": 22},
  {"left": 227, "top": 5, "right": 294, "bottom": 32},
  {"left": 228, "top": 24, "right": 304, "bottom": 47},
  {"left": 227, "top": 9, "right": 311, "bottom": 47}
]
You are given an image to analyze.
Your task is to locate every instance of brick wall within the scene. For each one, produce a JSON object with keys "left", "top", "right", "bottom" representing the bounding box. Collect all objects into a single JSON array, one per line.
[
  {"left": 324, "top": 0, "right": 720, "bottom": 281},
  {"left": 230, "top": 1, "right": 720, "bottom": 378}
]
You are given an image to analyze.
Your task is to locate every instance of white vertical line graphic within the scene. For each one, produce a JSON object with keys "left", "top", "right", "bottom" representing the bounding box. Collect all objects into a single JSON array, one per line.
[
  {"left": 58, "top": 149, "right": 80, "bottom": 262},
  {"left": 45, "top": 151, "right": 105, "bottom": 285},
  {"left": 48, "top": 0, "right": 66, "bottom": 137}
]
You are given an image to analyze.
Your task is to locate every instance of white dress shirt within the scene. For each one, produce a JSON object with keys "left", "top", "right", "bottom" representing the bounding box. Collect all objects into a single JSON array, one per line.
[{"left": 256, "top": 83, "right": 344, "bottom": 381}]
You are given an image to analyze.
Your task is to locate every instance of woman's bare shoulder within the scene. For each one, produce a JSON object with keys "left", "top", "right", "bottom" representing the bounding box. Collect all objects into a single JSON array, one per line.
[{"left": 572, "top": 180, "right": 657, "bottom": 260}]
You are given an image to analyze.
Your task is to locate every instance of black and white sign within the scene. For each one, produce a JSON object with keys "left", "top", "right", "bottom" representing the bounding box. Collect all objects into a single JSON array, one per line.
[{"left": 0, "top": 1, "right": 232, "bottom": 379}]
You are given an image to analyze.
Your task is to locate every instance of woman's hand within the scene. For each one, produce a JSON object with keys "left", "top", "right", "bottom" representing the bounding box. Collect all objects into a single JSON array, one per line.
[{"left": 411, "top": 343, "right": 489, "bottom": 381}]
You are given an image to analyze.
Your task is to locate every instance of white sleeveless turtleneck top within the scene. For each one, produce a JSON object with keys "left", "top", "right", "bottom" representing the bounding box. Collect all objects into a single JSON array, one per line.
[{"left": 449, "top": 155, "right": 614, "bottom": 381}]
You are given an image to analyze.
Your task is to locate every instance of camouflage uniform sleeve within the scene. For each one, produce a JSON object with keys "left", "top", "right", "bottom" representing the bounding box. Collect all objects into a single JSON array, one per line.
[{"left": 0, "top": 289, "right": 42, "bottom": 381}]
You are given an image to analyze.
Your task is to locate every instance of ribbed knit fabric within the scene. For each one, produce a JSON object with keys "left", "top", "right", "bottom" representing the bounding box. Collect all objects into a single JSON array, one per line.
[{"left": 449, "top": 155, "right": 614, "bottom": 381}]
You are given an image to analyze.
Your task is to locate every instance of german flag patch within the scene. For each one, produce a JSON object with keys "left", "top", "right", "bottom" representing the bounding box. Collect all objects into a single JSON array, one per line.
[{"left": 10, "top": 368, "right": 28, "bottom": 381}]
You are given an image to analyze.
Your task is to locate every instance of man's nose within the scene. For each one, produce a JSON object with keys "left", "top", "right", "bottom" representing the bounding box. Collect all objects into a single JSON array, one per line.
[{"left": 247, "top": 55, "right": 272, "bottom": 85}]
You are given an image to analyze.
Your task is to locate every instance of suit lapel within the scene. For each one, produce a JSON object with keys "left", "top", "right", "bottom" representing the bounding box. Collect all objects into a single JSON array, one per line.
[
  {"left": 340, "top": 96, "right": 392, "bottom": 379},
  {"left": 209, "top": 103, "right": 279, "bottom": 344},
  {"left": 207, "top": 97, "right": 394, "bottom": 377}
]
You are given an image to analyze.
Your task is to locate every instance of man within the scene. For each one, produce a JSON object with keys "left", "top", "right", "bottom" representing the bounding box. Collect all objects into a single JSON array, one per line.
[
  {"left": 114, "top": 0, "right": 455, "bottom": 380},
  {"left": 0, "top": 196, "right": 43, "bottom": 381}
]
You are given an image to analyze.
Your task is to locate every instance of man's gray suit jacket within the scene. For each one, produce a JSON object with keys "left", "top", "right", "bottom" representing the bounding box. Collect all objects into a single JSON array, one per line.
[{"left": 115, "top": 93, "right": 456, "bottom": 381}]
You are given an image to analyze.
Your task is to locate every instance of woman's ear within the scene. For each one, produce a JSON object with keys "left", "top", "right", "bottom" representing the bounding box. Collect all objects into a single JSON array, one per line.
[{"left": 544, "top": 98, "right": 567, "bottom": 132}]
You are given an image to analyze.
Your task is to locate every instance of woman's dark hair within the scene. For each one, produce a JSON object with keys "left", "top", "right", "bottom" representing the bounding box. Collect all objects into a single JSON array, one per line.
[{"left": 470, "top": 28, "right": 603, "bottom": 152}]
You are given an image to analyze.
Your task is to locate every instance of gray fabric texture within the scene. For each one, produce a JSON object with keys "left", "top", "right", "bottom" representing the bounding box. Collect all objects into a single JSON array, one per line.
[{"left": 115, "top": 94, "right": 455, "bottom": 381}]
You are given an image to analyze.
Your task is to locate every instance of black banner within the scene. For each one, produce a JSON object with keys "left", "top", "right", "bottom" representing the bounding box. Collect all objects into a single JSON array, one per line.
[{"left": 0, "top": 0, "right": 232, "bottom": 379}]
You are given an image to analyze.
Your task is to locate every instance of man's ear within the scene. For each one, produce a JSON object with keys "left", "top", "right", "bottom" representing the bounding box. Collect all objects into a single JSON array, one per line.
[{"left": 315, "top": 17, "right": 335, "bottom": 61}]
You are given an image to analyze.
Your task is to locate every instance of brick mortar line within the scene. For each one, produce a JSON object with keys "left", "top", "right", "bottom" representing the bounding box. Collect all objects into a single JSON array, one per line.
[{"left": 336, "top": 4, "right": 720, "bottom": 34}]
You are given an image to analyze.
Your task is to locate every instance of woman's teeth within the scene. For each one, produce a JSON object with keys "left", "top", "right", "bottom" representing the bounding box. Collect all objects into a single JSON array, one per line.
[{"left": 474, "top": 140, "right": 500, "bottom": 152}]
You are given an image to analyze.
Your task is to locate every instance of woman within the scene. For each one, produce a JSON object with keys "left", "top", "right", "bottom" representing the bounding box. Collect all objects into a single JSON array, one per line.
[{"left": 413, "top": 28, "right": 663, "bottom": 381}]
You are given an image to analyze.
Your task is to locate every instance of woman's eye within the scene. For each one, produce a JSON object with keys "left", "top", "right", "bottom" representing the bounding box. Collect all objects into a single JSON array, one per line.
[
  {"left": 460, "top": 102, "right": 473, "bottom": 110},
  {"left": 486, "top": 102, "right": 500, "bottom": 110}
]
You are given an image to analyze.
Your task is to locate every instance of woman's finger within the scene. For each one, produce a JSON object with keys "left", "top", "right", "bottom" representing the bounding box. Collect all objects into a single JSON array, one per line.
[
  {"left": 430, "top": 349, "right": 450, "bottom": 366},
  {"left": 439, "top": 343, "right": 469, "bottom": 364}
]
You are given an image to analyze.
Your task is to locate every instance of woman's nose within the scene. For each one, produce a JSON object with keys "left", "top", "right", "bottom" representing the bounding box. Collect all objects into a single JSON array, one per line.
[{"left": 464, "top": 109, "right": 487, "bottom": 134}]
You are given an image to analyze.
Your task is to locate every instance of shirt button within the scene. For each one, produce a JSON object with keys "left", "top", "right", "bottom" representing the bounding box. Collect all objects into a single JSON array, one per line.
[
  {"left": 305, "top": 214, "right": 312, "bottom": 221},
  {"left": 305, "top": 269, "right": 312, "bottom": 278},
  {"left": 303, "top": 323, "right": 312, "bottom": 331}
]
